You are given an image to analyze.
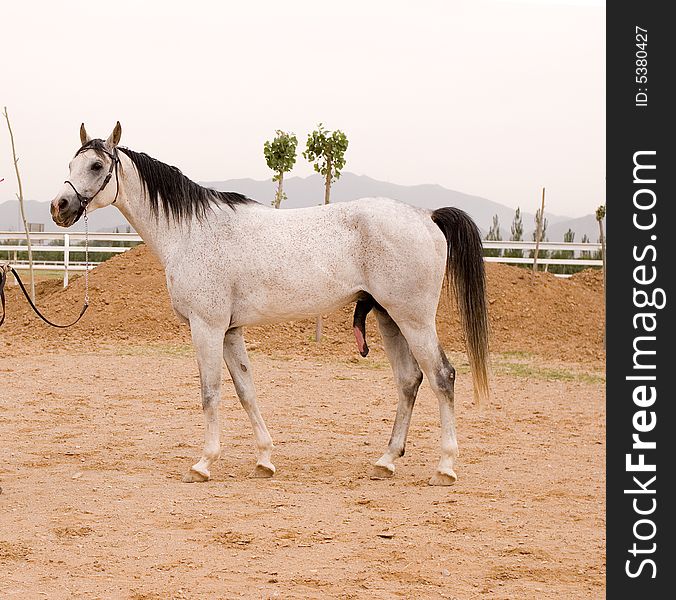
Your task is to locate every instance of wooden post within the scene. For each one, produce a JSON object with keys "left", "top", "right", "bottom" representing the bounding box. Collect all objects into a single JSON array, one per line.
[
  {"left": 531, "top": 187, "right": 545, "bottom": 282},
  {"left": 274, "top": 172, "right": 284, "bottom": 209},
  {"left": 596, "top": 205, "right": 606, "bottom": 350},
  {"left": 63, "top": 233, "right": 70, "bottom": 288},
  {"left": 324, "top": 158, "right": 332, "bottom": 205},
  {"left": 3, "top": 106, "right": 35, "bottom": 301},
  {"left": 597, "top": 213, "right": 606, "bottom": 291}
]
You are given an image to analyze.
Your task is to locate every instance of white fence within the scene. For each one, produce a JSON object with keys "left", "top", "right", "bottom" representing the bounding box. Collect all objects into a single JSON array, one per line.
[
  {"left": 1, "top": 231, "right": 142, "bottom": 287},
  {"left": 1, "top": 232, "right": 603, "bottom": 287},
  {"left": 482, "top": 240, "right": 603, "bottom": 268}
]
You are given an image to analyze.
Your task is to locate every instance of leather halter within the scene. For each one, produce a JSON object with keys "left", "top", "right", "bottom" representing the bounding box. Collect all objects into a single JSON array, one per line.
[{"left": 64, "top": 146, "right": 120, "bottom": 221}]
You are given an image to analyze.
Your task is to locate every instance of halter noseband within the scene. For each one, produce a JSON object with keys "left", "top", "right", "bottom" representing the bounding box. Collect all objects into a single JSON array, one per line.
[{"left": 64, "top": 146, "right": 120, "bottom": 221}]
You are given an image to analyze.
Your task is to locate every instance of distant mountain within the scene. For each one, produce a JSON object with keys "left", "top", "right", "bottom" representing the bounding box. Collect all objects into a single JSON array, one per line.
[{"left": 0, "top": 173, "right": 603, "bottom": 241}]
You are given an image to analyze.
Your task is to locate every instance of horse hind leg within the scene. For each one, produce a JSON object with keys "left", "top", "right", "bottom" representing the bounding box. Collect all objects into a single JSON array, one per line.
[
  {"left": 370, "top": 310, "right": 423, "bottom": 479},
  {"left": 394, "top": 320, "right": 459, "bottom": 486},
  {"left": 223, "top": 327, "right": 275, "bottom": 478}
]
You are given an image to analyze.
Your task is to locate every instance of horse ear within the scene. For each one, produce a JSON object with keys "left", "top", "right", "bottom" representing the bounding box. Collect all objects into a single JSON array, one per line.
[
  {"left": 80, "top": 123, "right": 91, "bottom": 146},
  {"left": 106, "top": 121, "right": 122, "bottom": 147}
]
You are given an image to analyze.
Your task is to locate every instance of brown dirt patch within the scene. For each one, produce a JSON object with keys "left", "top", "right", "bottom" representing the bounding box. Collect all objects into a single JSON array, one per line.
[
  {"left": 0, "top": 246, "right": 605, "bottom": 597},
  {"left": 0, "top": 540, "right": 31, "bottom": 563}
]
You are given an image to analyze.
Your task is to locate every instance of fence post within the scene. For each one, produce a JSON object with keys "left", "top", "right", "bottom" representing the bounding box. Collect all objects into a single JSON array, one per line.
[
  {"left": 531, "top": 187, "right": 545, "bottom": 282},
  {"left": 63, "top": 233, "right": 70, "bottom": 288}
]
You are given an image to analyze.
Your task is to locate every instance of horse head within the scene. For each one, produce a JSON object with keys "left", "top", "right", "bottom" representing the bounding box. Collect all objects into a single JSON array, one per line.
[{"left": 51, "top": 122, "right": 122, "bottom": 227}]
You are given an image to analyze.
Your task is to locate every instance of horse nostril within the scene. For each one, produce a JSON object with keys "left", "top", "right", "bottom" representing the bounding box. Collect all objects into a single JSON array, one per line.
[{"left": 58, "top": 198, "right": 68, "bottom": 211}]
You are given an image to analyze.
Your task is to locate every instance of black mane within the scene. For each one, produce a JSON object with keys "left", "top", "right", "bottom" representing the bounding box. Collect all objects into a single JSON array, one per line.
[{"left": 77, "top": 139, "right": 253, "bottom": 222}]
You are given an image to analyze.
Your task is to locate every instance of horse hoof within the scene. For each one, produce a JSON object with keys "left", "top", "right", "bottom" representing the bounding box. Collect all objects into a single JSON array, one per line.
[
  {"left": 370, "top": 464, "right": 395, "bottom": 480},
  {"left": 428, "top": 470, "right": 457, "bottom": 486},
  {"left": 250, "top": 463, "right": 275, "bottom": 478},
  {"left": 182, "top": 468, "right": 209, "bottom": 483}
]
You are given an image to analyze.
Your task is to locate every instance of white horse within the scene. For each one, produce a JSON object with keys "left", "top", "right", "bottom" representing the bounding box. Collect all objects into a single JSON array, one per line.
[{"left": 51, "top": 122, "right": 489, "bottom": 486}]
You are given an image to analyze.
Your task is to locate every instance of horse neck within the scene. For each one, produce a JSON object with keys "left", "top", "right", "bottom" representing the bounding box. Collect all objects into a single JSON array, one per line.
[{"left": 112, "top": 152, "right": 186, "bottom": 267}]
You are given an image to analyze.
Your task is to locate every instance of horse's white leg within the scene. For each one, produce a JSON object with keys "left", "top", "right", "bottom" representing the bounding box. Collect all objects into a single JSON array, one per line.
[
  {"left": 394, "top": 322, "right": 459, "bottom": 486},
  {"left": 223, "top": 328, "right": 275, "bottom": 478},
  {"left": 182, "top": 317, "right": 225, "bottom": 483},
  {"left": 371, "top": 311, "right": 423, "bottom": 479}
]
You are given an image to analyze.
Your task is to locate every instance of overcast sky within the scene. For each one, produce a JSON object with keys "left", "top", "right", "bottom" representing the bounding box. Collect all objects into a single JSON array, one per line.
[{"left": 0, "top": 0, "right": 604, "bottom": 218}]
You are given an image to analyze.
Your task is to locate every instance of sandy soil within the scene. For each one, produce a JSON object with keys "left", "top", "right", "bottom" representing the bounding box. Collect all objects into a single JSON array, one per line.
[
  {"left": 0, "top": 343, "right": 605, "bottom": 599},
  {"left": 1, "top": 245, "right": 606, "bottom": 597}
]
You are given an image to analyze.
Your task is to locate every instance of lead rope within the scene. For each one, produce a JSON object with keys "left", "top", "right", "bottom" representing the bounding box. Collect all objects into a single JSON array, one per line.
[
  {"left": 84, "top": 207, "right": 90, "bottom": 306},
  {"left": 0, "top": 223, "right": 90, "bottom": 328}
]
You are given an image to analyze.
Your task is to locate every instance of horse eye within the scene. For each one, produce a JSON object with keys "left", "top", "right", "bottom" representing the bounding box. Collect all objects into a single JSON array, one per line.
[{"left": 91, "top": 162, "right": 103, "bottom": 171}]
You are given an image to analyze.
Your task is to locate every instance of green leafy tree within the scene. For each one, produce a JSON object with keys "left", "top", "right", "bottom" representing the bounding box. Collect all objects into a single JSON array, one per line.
[
  {"left": 531, "top": 208, "right": 548, "bottom": 243},
  {"left": 504, "top": 207, "right": 524, "bottom": 259},
  {"left": 550, "top": 228, "right": 580, "bottom": 275},
  {"left": 264, "top": 130, "right": 298, "bottom": 209},
  {"left": 593, "top": 243, "right": 603, "bottom": 261},
  {"left": 580, "top": 233, "right": 602, "bottom": 271},
  {"left": 303, "top": 123, "right": 349, "bottom": 205},
  {"left": 484, "top": 214, "right": 502, "bottom": 258},
  {"left": 579, "top": 233, "right": 603, "bottom": 263}
]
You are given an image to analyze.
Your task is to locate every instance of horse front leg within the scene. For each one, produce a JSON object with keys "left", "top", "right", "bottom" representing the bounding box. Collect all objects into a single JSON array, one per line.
[
  {"left": 223, "top": 327, "right": 275, "bottom": 478},
  {"left": 182, "top": 317, "right": 225, "bottom": 483}
]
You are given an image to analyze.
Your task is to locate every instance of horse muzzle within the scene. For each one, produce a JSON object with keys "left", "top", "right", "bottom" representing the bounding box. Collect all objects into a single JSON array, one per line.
[{"left": 50, "top": 194, "right": 82, "bottom": 227}]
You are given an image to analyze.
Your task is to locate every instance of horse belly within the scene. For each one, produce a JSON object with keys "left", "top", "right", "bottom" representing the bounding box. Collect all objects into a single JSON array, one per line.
[{"left": 232, "top": 264, "right": 361, "bottom": 326}]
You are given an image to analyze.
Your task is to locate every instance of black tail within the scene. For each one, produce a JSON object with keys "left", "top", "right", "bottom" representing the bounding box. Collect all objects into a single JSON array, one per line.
[{"left": 431, "top": 207, "right": 490, "bottom": 403}]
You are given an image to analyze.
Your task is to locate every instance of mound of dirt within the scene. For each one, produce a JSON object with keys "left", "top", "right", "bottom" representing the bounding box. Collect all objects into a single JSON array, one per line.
[
  {"left": 570, "top": 268, "right": 604, "bottom": 289},
  {"left": 1, "top": 245, "right": 605, "bottom": 363}
]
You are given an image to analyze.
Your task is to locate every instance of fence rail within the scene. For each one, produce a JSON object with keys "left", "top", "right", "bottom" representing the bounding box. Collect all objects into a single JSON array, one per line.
[
  {"left": 1, "top": 231, "right": 142, "bottom": 287},
  {"left": 482, "top": 240, "right": 604, "bottom": 275},
  {"left": 1, "top": 231, "right": 603, "bottom": 286},
  {"left": 482, "top": 240, "right": 603, "bottom": 252}
]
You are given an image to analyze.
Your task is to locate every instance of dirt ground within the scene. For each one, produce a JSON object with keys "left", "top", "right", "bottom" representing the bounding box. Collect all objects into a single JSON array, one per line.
[{"left": 0, "top": 342, "right": 605, "bottom": 599}]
